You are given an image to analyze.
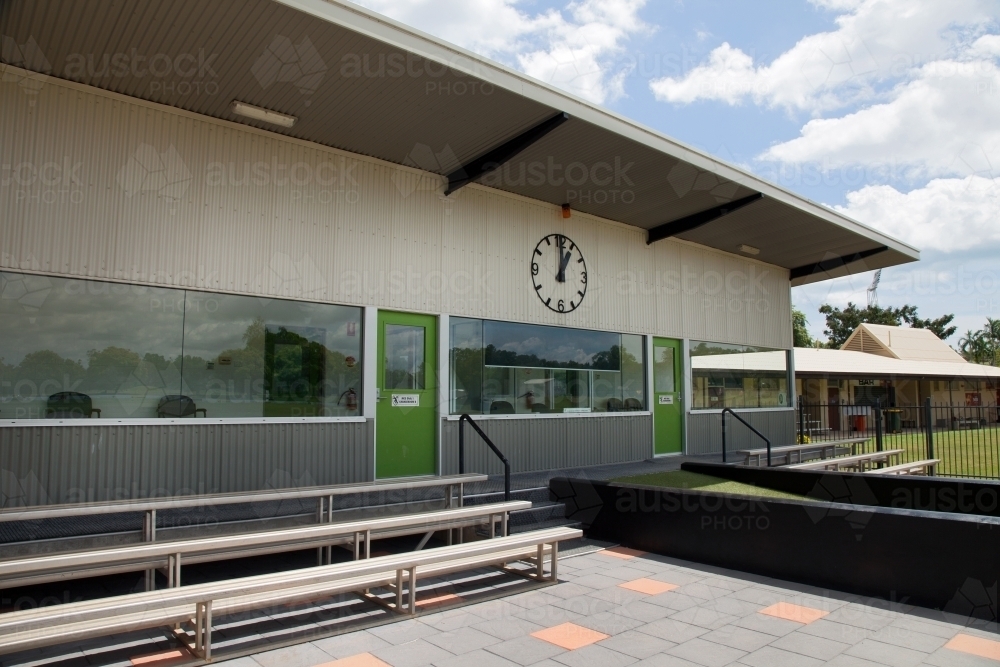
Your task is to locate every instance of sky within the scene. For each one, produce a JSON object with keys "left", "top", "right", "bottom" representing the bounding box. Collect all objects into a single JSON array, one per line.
[{"left": 351, "top": 0, "right": 1000, "bottom": 345}]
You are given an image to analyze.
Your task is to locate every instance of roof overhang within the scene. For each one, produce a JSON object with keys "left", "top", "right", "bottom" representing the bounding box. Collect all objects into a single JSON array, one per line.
[{"left": 0, "top": 0, "right": 920, "bottom": 284}]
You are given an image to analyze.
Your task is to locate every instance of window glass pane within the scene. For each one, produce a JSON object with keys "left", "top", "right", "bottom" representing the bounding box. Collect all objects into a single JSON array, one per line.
[
  {"left": 654, "top": 346, "right": 675, "bottom": 392},
  {"left": 0, "top": 272, "right": 364, "bottom": 420},
  {"left": 450, "top": 318, "right": 648, "bottom": 416},
  {"left": 621, "top": 334, "right": 646, "bottom": 410},
  {"left": 180, "top": 293, "right": 363, "bottom": 418},
  {"left": 483, "top": 321, "right": 619, "bottom": 369},
  {"left": 385, "top": 325, "right": 425, "bottom": 390},
  {"left": 689, "top": 341, "right": 788, "bottom": 410},
  {"left": 0, "top": 272, "right": 185, "bottom": 419},
  {"left": 450, "top": 318, "right": 483, "bottom": 414}
]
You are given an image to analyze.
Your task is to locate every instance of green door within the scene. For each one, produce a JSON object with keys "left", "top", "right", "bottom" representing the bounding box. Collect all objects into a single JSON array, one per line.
[
  {"left": 376, "top": 311, "right": 437, "bottom": 478},
  {"left": 653, "top": 338, "right": 683, "bottom": 455}
]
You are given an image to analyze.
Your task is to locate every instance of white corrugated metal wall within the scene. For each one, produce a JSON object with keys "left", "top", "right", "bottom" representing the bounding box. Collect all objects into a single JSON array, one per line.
[{"left": 1, "top": 72, "right": 792, "bottom": 348}]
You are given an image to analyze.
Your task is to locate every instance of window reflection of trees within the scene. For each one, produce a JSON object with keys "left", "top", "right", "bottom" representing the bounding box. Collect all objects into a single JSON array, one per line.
[{"left": 0, "top": 273, "right": 362, "bottom": 419}]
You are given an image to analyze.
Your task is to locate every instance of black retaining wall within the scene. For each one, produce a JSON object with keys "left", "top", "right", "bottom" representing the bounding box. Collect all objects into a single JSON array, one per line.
[
  {"left": 681, "top": 462, "right": 1000, "bottom": 517},
  {"left": 550, "top": 476, "right": 1000, "bottom": 624}
]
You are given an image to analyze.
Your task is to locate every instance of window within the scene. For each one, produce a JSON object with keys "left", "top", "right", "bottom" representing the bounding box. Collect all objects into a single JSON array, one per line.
[
  {"left": 384, "top": 325, "right": 425, "bottom": 390},
  {"left": 449, "top": 318, "right": 646, "bottom": 415},
  {"left": 0, "top": 272, "right": 363, "bottom": 419},
  {"left": 689, "top": 341, "right": 789, "bottom": 410}
]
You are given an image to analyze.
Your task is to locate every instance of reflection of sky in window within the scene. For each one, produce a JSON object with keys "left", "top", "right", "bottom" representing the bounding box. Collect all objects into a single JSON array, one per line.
[
  {"left": 182, "top": 295, "right": 361, "bottom": 358},
  {"left": 0, "top": 274, "right": 184, "bottom": 365},
  {"left": 484, "top": 320, "right": 619, "bottom": 368},
  {"left": 0, "top": 272, "right": 362, "bottom": 365}
]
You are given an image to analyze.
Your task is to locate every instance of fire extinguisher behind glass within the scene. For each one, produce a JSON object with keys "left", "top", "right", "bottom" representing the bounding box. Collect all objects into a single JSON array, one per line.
[{"left": 338, "top": 388, "right": 358, "bottom": 412}]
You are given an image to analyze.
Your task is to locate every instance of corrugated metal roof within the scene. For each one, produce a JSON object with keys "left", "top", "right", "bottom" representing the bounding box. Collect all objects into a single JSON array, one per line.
[
  {"left": 0, "top": 0, "right": 920, "bottom": 283},
  {"left": 692, "top": 348, "right": 1000, "bottom": 379}
]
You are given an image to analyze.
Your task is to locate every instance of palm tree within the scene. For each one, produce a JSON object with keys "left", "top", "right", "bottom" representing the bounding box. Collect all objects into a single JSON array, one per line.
[{"left": 958, "top": 329, "right": 990, "bottom": 364}]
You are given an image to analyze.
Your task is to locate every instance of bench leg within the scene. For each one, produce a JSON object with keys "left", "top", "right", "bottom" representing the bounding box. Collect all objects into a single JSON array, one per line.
[
  {"left": 550, "top": 541, "right": 559, "bottom": 581},
  {"left": 195, "top": 600, "right": 213, "bottom": 660},
  {"left": 502, "top": 511, "right": 508, "bottom": 537},
  {"left": 408, "top": 566, "right": 418, "bottom": 614},
  {"left": 536, "top": 544, "right": 544, "bottom": 579},
  {"left": 143, "top": 510, "right": 157, "bottom": 591},
  {"left": 395, "top": 569, "right": 403, "bottom": 611}
]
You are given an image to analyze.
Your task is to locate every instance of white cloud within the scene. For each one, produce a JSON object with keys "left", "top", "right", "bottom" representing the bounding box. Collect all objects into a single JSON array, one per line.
[
  {"left": 835, "top": 176, "right": 1000, "bottom": 252},
  {"left": 650, "top": 0, "right": 995, "bottom": 113},
  {"left": 761, "top": 58, "right": 1000, "bottom": 179},
  {"left": 351, "top": 0, "right": 648, "bottom": 103}
]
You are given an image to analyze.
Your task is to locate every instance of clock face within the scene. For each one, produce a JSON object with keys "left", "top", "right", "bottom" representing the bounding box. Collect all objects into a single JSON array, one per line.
[{"left": 531, "top": 234, "right": 587, "bottom": 313}]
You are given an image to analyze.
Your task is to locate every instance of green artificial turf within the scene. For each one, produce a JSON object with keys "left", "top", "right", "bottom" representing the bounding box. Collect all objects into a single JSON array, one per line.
[{"left": 612, "top": 470, "right": 813, "bottom": 501}]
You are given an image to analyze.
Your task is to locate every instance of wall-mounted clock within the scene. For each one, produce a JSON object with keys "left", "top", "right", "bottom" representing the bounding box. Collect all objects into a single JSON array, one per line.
[{"left": 531, "top": 234, "right": 587, "bottom": 313}]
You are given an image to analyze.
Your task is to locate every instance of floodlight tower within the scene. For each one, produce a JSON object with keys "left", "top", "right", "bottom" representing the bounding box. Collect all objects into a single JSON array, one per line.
[{"left": 867, "top": 269, "right": 881, "bottom": 308}]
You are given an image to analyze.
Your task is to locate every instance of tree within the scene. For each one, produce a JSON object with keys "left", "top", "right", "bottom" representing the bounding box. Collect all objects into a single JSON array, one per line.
[
  {"left": 909, "top": 313, "right": 957, "bottom": 341},
  {"left": 958, "top": 318, "right": 1000, "bottom": 365},
  {"left": 792, "top": 308, "right": 813, "bottom": 348},
  {"left": 818, "top": 303, "right": 916, "bottom": 348},
  {"left": 818, "top": 302, "right": 957, "bottom": 348}
]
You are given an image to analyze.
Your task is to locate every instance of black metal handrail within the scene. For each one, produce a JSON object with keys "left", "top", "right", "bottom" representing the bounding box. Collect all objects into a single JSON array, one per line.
[
  {"left": 458, "top": 414, "right": 511, "bottom": 501},
  {"left": 721, "top": 408, "right": 772, "bottom": 466}
]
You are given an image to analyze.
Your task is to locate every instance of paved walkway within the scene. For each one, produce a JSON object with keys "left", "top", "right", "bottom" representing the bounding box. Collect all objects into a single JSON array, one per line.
[{"left": 209, "top": 547, "right": 999, "bottom": 667}]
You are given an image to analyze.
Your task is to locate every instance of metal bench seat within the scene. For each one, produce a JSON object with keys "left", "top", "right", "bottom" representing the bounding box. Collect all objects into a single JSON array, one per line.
[
  {"left": 865, "top": 459, "right": 940, "bottom": 476},
  {"left": 0, "top": 501, "right": 531, "bottom": 590},
  {"left": 738, "top": 438, "right": 869, "bottom": 467},
  {"left": 787, "top": 449, "right": 905, "bottom": 471},
  {"left": 0, "top": 526, "right": 581, "bottom": 659}
]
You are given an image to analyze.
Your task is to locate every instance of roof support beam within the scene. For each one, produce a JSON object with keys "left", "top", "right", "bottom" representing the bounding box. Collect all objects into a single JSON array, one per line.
[
  {"left": 444, "top": 112, "right": 570, "bottom": 196},
  {"left": 789, "top": 246, "right": 889, "bottom": 281},
  {"left": 646, "top": 193, "right": 763, "bottom": 245}
]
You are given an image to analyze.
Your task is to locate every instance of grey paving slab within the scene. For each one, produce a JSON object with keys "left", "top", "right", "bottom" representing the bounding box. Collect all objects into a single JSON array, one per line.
[
  {"left": 665, "top": 637, "right": 747, "bottom": 667},
  {"left": 640, "top": 591, "right": 703, "bottom": 612},
  {"left": 619, "top": 599, "right": 679, "bottom": 623},
  {"left": 551, "top": 643, "right": 639, "bottom": 667},
  {"left": 310, "top": 630, "right": 394, "bottom": 658},
  {"left": 422, "top": 626, "right": 502, "bottom": 654},
  {"left": 729, "top": 612, "right": 805, "bottom": 637},
  {"left": 635, "top": 618, "right": 710, "bottom": 644},
  {"left": 430, "top": 647, "right": 521, "bottom": 667},
  {"left": 249, "top": 642, "right": 334, "bottom": 667},
  {"left": 770, "top": 630, "right": 850, "bottom": 661},
  {"left": 697, "top": 596, "right": 766, "bottom": 618},
  {"left": 372, "top": 638, "right": 456, "bottom": 667},
  {"left": 668, "top": 607, "right": 739, "bottom": 631},
  {"left": 366, "top": 619, "right": 443, "bottom": 645},
  {"left": 549, "top": 592, "right": 621, "bottom": 615},
  {"left": 574, "top": 610, "right": 649, "bottom": 635},
  {"left": 795, "top": 619, "right": 871, "bottom": 644},
  {"left": 597, "top": 630, "right": 679, "bottom": 659},
  {"left": 923, "top": 645, "right": 1000, "bottom": 667},
  {"left": 470, "top": 616, "right": 547, "bottom": 641},
  {"left": 736, "top": 644, "right": 826, "bottom": 667},
  {"left": 483, "top": 635, "right": 566, "bottom": 665},
  {"left": 213, "top": 656, "right": 264, "bottom": 667},
  {"left": 510, "top": 603, "right": 586, "bottom": 627},
  {"left": 842, "top": 638, "right": 929, "bottom": 667},
  {"left": 674, "top": 583, "right": 734, "bottom": 602},
  {"left": 698, "top": 625, "right": 775, "bottom": 652},
  {"left": 867, "top": 622, "right": 951, "bottom": 653},
  {"left": 632, "top": 655, "right": 705, "bottom": 667}
]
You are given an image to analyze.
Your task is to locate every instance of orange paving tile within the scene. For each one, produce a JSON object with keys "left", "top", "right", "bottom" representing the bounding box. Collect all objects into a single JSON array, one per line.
[
  {"left": 531, "top": 622, "right": 610, "bottom": 650},
  {"left": 618, "top": 578, "right": 679, "bottom": 595},
  {"left": 946, "top": 634, "right": 1000, "bottom": 660},
  {"left": 315, "top": 654, "right": 392, "bottom": 667},
  {"left": 759, "top": 602, "right": 829, "bottom": 624},
  {"left": 598, "top": 546, "right": 646, "bottom": 560},
  {"left": 130, "top": 649, "right": 191, "bottom": 667},
  {"left": 418, "top": 592, "right": 461, "bottom": 608}
]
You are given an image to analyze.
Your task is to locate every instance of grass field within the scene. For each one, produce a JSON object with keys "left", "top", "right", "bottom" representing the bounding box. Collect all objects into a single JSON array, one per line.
[
  {"left": 613, "top": 470, "right": 814, "bottom": 501},
  {"left": 878, "top": 427, "right": 1000, "bottom": 479}
]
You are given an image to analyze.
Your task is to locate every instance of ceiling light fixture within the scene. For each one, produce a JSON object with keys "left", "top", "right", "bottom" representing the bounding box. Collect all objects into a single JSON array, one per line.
[
  {"left": 738, "top": 244, "right": 760, "bottom": 256},
  {"left": 230, "top": 101, "right": 297, "bottom": 128}
]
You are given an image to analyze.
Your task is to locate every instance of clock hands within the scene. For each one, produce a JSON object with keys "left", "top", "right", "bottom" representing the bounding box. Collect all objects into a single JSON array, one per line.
[{"left": 555, "top": 235, "right": 572, "bottom": 283}]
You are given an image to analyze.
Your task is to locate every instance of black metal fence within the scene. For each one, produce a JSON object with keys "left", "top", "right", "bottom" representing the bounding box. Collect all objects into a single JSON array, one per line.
[{"left": 797, "top": 399, "right": 1000, "bottom": 479}]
